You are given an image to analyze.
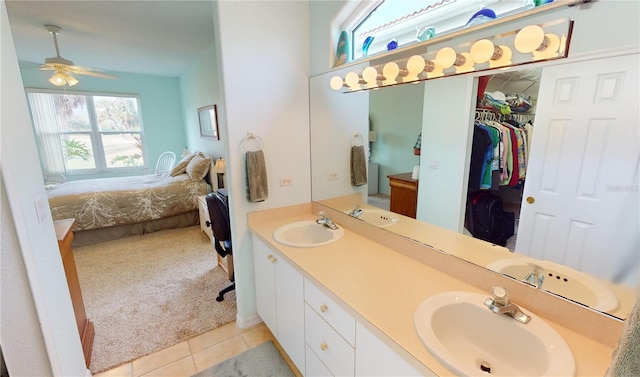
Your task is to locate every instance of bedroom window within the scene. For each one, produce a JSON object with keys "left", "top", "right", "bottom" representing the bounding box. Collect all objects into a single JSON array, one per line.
[{"left": 26, "top": 90, "right": 145, "bottom": 175}]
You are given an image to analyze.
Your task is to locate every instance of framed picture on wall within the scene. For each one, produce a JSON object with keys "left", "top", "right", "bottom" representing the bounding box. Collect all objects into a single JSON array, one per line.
[{"left": 198, "top": 105, "right": 219, "bottom": 139}]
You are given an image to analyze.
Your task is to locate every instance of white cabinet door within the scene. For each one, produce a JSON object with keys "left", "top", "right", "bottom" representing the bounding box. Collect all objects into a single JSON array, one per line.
[
  {"left": 274, "top": 252, "right": 305, "bottom": 371},
  {"left": 252, "top": 236, "right": 305, "bottom": 373},
  {"left": 253, "top": 237, "right": 277, "bottom": 334},
  {"left": 355, "top": 322, "right": 433, "bottom": 377}
]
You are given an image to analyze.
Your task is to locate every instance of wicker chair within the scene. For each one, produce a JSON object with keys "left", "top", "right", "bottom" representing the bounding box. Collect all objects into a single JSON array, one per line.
[{"left": 155, "top": 151, "right": 176, "bottom": 174}]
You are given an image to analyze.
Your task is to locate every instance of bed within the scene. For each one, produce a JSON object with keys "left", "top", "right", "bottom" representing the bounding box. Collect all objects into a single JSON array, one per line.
[{"left": 47, "top": 152, "right": 215, "bottom": 246}]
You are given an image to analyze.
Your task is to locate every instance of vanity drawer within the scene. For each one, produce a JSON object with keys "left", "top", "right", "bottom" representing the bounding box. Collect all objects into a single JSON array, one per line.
[
  {"left": 305, "top": 344, "right": 333, "bottom": 377},
  {"left": 304, "top": 277, "right": 355, "bottom": 346},
  {"left": 305, "top": 304, "right": 354, "bottom": 377}
]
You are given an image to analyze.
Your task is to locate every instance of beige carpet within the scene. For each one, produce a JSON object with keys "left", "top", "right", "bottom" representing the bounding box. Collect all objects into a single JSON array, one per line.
[{"left": 74, "top": 226, "right": 237, "bottom": 374}]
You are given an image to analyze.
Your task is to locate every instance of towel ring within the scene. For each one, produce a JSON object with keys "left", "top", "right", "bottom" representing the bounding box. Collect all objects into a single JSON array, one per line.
[
  {"left": 242, "top": 132, "right": 264, "bottom": 152},
  {"left": 352, "top": 132, "right": 364, "bottom": 147}
]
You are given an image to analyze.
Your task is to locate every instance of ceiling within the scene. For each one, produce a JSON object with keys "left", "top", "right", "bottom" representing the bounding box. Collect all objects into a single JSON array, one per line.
[{"left": 5, "top": 0, "right": 216, "bottom": 78}]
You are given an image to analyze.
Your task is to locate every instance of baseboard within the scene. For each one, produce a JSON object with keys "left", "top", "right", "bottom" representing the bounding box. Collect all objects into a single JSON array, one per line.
[{"left": 236, "top": 313, "right": 263, "bottom": 329}]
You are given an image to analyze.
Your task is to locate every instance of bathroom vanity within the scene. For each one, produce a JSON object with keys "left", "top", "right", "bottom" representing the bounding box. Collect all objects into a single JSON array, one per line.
[{"left": 248, "top": 203, "right": 620, "bottom": 376}]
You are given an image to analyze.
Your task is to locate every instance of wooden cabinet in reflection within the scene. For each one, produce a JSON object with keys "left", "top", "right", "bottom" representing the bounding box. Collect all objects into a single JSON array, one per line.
[
  {"left": 388, "top": 173, "right": 418, "bottom": 219},
  {"left": 54, "top": 218, "right": 94, "bottom": 368}
]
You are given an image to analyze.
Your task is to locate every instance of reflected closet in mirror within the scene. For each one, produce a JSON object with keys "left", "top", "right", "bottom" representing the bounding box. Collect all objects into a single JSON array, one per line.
[{"left": 310, "top": 54, "right": 639, "bottom": 321}]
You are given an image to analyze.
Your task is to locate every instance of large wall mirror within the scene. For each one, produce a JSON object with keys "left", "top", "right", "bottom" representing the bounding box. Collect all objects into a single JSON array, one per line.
[{"left": 310, "top": 54, "right": 639, "bottom": 321}]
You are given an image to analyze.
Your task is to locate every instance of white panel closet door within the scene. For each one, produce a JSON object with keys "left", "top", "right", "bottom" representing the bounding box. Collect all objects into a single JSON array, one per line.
[{"left": 516, "top": 53, "right": 639, "bottom": 286}]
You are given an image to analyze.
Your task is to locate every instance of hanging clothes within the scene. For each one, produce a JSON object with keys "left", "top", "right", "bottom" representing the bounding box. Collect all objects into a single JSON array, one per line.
[
  {"left": 471, "top": 108, "right": 535, "bottom": 189},
  {"left": 468, "top": 124, "right": 493, "bottom": 191}
]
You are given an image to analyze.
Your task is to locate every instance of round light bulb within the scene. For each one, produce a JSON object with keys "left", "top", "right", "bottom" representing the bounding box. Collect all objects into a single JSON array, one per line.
[
  {"left": 435, "top": 47, "right": 457, "bottom": 69},
  {"left": 470, "top": 39, "right": 496, "bottom": 64},
  {"left": 405, "top": 55, "right": 426, "bottom": 82},
  {"left": 514, "top": 25, "right": 545, "bottom": 53},
  {"left": 329, "top": 76, "right": 344, "bottom": 91},
  {"left": 382, "top": 62, "right": 400, "bottom": 85},
  {"left": 362, "top": 67, "right": 378, "bottom": 89},
  {"left": 533, "top": 33, "right": 561, "bottom": 60},
  {"left": 427, "top": 68, "right": 444, "bottom": 79},
  {"left": 344, "top": 72, "right": 361, "bottom": 90}
]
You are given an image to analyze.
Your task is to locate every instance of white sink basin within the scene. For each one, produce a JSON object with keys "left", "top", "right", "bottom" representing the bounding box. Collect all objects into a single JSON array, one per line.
[
  {"left": 273, "top": 220, "right": 344, "bottom": 247},
  {"left": 415, "top": 291, "right": 575, "bottom": 377},
  {"left": 486, "top": 258, "right": 618, "bottom": 312},
  {"left": 355, "top": 208, "right": 399, "bottom": 228}
]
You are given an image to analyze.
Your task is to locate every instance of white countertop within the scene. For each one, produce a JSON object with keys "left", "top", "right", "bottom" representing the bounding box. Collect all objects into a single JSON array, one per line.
[{"left": 248, "top": 203, "right": 617, "bottom": 376}]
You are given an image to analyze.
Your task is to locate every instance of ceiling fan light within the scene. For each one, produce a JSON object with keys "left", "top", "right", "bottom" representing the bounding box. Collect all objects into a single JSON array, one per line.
[
  {"left": 49, "top": 71, "right": 67, "bottom": 86},
  {"left": 66, "top": 74, "right": 79, "bottom": 87}
]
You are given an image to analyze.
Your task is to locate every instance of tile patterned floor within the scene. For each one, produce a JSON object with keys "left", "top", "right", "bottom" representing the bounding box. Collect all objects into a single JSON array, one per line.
[{"left": 93, "top": 322, "right": 301, "bottom": 377}]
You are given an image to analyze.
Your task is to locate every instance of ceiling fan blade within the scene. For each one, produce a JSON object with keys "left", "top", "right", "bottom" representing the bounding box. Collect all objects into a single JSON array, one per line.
[
  {"left": 40, "top": 25, "right": 119, "bottom": 82},
  {"left": 39, "top": 64, "right": 56, "bottom": 71},
  {"left": 73, "top": 70, "right": 119, "bottom": 80},
  {"left": 66, "top": 65, "right": 105, "bottom": 73}
]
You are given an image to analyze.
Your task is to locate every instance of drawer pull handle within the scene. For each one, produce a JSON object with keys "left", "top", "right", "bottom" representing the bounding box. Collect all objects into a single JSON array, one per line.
[
  {"left": 320, "top": 304, "right": 328, "bottom": 313},
  {"left": 320, "top": 342, "right": 328, "bottom": 351},
  {"left": 267, "top": 254, "right": 276, "bottom": 263}
]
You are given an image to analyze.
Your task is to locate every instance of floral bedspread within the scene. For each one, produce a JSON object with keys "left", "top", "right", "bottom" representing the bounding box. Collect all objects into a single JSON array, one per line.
[{"left": 47, "top": 173, "right": 210, "bottom": 231}]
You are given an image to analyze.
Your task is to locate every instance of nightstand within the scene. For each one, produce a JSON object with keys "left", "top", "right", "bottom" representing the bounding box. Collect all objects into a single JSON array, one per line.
[
  {"left": 198, "top": 195, "right": 213, "bottom": 241},
  {"left": 198, "top": 194, "right": 231, "bottom": 273},
  {"left": 388, "top": 172, "right": 418, "bottom": 218}
]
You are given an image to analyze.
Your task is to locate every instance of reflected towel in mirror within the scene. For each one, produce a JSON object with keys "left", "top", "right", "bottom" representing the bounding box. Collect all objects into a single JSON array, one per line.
[
  {"left": 246, "top": 150, "right": 268, "bottom": 202},
  {"left": 351, "top": 145, "right": 367, "bottom": 186}
]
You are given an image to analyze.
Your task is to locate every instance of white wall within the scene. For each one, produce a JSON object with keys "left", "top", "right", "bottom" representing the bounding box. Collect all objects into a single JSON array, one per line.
[
  {"left": 309, "top": 0, "right": 352, "bottom": 76},
  {"left": 0, "top": 176, "right": 52, "bottom": 377},
  {"left": 417, "top": 76, "right": 477, "bottom": 231},
  {"left": 213, "top": 1, "right": 311, "bottom": 326},
  {"left": 180, "top": 43, "right": 226, "bottom": 160},
  {"left": 369, "top": 83, "right": 424, "bottom": 196},
  {"left": 310, "top": 64, "right": 369, "bottom": 202},
  {"left": 1, "top": 2, "right": 87, "bottom": 375}
]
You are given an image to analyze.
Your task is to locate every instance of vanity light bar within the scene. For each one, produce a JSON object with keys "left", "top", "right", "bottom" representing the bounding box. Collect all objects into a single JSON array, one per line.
[{"left": 330, "top": 18, "right": 573, "bottom": 93}]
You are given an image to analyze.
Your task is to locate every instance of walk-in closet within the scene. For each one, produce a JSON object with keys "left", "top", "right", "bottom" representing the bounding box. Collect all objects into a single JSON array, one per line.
[{"left": 465, "top": 69, "right": 541, "bottom": 249}]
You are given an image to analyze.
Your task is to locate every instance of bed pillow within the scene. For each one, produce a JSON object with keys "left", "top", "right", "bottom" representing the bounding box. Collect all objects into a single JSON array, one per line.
[
  {"left": 186, "top": 153, "right": 211, "bottom": 181},
  {"left": 170, "top": 152, "right": 197, "bottom": 176}
]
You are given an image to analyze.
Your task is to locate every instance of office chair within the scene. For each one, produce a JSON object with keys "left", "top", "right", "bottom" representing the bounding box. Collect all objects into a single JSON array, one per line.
[
  {"left": 155, "top": 151, "right": 176, "bottom": 174},
  {"left": 205, "top": 189, "right": 235, "bottom": 302}
]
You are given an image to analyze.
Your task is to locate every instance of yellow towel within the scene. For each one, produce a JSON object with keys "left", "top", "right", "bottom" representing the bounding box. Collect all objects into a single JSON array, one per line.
[
  {"left": 606, "top": 296, "right": 640, "bottom": 376},
  {"left": 246, "top": 150, "right": 268, "bottom": 202},
  {"left": 350, "top": 145, "right": 367, "bottom": 186}
]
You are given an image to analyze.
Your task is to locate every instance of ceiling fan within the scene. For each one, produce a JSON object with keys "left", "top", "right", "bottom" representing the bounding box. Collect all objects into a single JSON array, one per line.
[{"left": 39, "top": 24, "right": 118, "bottom": 87}]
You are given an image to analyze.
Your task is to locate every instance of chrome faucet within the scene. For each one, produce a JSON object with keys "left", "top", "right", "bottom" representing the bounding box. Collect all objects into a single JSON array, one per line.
[
  {"left": 348, "top": 205, "right": 363, "bottom": 218},
  {"left": 524, "top": 263, "right": 545, "bottom": 289},
  {"left": 484, "top": 286, "right": 531, "bottom": 324},
  {"left": 316, "top": 211, "right": 339, "bottom": 230}
]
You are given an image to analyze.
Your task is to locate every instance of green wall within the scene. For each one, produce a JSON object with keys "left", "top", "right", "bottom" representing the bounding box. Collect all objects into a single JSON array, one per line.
[{"left": 19, "top": 63, "right": 187, "bottom": 180}]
